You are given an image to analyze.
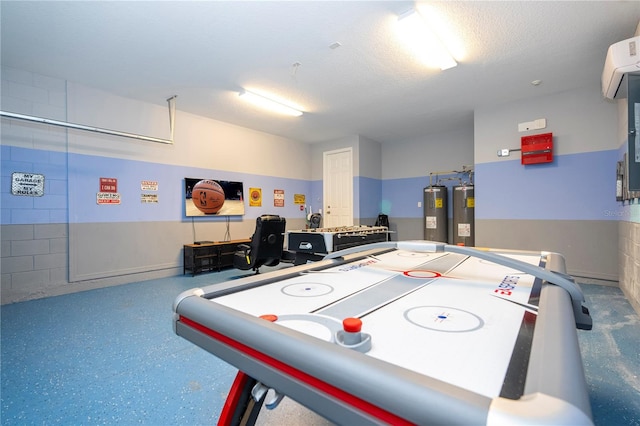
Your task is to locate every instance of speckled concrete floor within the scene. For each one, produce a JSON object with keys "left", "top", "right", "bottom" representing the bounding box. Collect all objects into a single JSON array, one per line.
[
  {"left": 1, "top": 269, "right": 638, "bottom": 425},
  {"left": 577, "top": 283, "right": 640, "bottom": 426}
]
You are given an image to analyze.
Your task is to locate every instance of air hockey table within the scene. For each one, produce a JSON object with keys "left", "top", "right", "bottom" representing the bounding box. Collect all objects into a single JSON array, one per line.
[{"left": 173, "top": 241, "right": 593, "bottom": 425}]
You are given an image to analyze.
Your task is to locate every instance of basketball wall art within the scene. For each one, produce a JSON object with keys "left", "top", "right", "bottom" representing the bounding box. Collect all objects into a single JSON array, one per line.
[
  {"left": 249, "top": 187, "right": 262, "bottom": 207},
  {"left": 184, "top": 177, "right": 245, "bottom": 216}
]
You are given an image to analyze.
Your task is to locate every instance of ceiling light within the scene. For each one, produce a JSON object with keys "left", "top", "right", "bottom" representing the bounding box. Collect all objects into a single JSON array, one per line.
[
  {"left": 397, "top": 9, "right": 457, "bottom": 70},
  {"left": 238, "top": 90, "right": 303, "bottom": 117}
]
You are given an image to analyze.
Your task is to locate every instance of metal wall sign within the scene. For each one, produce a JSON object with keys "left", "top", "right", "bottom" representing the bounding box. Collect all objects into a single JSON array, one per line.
[
  {"left": 97, "top": 192, "right": 121, "bottom": 204},
  {"left": 141, "top": 193, "right": 158, "bottom": 203},
  {"left": 141, "top": 180, "right": 158, "bottom": 191},
  {"left": 11, "top": 172, "right": 45, "bottom": 196}
]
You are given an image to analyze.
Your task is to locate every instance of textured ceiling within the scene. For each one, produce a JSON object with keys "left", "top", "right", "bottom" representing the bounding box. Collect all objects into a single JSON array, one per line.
[{"left": 1, "top": 1, "right": 639, "bottom": 144}]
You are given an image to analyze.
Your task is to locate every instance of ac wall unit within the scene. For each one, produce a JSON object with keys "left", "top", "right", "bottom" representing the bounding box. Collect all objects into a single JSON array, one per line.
[{"left": 602, "top": 36, "right": 640, "bottom": 99}]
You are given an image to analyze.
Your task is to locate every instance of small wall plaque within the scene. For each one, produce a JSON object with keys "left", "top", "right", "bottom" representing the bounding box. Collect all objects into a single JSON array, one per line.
[{"left": 11, "top": 172, "right": 45, "bottom": 196}]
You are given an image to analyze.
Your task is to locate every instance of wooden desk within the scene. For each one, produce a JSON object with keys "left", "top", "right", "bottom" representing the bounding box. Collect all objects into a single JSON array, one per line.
[{"left": 183, "top": 239, "right": 250, "bottom": 276}]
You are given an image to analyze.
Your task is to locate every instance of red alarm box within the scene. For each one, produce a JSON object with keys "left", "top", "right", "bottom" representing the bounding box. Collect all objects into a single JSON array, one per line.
[{"left": 521, "top": 133, "right": 553, "bottom": 165}]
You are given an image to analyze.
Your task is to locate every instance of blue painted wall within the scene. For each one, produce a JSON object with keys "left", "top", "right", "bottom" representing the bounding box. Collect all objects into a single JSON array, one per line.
[
  {"left": 380, "top": 172, "right": 472, "bottom": 219},
  {"left": 357, "top": 176, "right": 382, "bottom": 220},
  {"left": 2, "top": 145, "right": 312, "bottom": 225},
  {"left": 475, "top": 149, "right": 620, "bottom": 221},
  {"left": 1, "top": 145, "right": 68, "bottom": 224}
]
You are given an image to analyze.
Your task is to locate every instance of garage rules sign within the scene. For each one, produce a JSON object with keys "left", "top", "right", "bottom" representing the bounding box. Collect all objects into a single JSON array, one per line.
[{"left": 11, "top": 172, "right": 45, "bottom": 196}]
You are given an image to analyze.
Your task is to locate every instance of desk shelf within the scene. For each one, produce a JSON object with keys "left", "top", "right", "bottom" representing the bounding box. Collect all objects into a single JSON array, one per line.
[{"left": 183, "top": 239, "right": 250, "bottom": 276}]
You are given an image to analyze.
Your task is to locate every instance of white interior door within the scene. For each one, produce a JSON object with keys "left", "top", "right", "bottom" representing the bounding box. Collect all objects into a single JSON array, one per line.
[{"left": 323, "top": 148, "right": 353, "bottom": 228}]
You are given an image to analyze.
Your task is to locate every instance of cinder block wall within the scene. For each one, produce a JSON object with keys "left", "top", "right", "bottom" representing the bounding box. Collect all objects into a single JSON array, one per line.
[
  {"left": 1, "top": 67, "right": 315, "bottom": 304},
  {"left": 614, "top": 93, "right": 640, "bottom": 315},
  {"left": 1, "top": 66, "right": 70, "bottom": 303},
  {"left": 1, "top": 224, "right": 68, "bottom": 301},
  {"left": 619, "top": 220, "right": 640, "bottom": 314}
]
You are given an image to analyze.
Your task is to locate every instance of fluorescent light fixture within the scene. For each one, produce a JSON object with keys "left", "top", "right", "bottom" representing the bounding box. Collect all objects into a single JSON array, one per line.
[
  {"left": 238, "top": 90, "right": 303, "bottom": 117},
  {"left": 397, "top": 9, "right": 457, "bottom": 70}
]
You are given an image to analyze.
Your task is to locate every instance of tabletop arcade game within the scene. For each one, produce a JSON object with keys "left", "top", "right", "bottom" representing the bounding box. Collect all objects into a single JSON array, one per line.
[{"left": 173, "top": 241, "right": 593, "bottom": 425}]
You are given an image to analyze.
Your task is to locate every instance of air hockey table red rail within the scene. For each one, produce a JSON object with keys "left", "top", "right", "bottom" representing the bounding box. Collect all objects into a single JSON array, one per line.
[{"left": 173, "top": 241, "right": 593, "bottom": 425}]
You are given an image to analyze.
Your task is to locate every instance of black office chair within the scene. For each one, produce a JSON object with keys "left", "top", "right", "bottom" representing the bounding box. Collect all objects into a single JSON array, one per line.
[
  {"left": 375, "top": 213, "right": 389, "bottom": 228},
  {"left": 233, "top": 215, "right": 286, "bottom": 273},
  {"left": 375, "top": 213, "right": 390, "bottom": 241}
]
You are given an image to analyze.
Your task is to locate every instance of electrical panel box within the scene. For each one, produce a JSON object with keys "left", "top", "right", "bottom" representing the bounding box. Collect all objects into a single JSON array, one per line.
[
  {"left": 627, "top": 74, "right": 640, "bottom": 197},
  {"left": 521, "top": 132, "right": 553, "bottom": 165}
]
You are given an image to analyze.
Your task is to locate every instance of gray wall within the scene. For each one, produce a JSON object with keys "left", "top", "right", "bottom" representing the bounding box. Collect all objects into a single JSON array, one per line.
[
  {"left": 2, "top": 66, "right": 635, "bottom": 307},
  {"left": 474, "top": 87, "right": 619, "bottom": 281},
  {"left": 381, "top": 123, "right": 474, "bottom": 180},
  {"left": 1, "top": 68, "right": 312, "bottom": 304},
  {"left": 358, "top": 136, "right": 382, "bottom": 180},
  {"left": 477, "top": 220, "right": 619, "bottom": 280},
  {"left": 380, "top": 123, "right": 475, "bottom": 240}
]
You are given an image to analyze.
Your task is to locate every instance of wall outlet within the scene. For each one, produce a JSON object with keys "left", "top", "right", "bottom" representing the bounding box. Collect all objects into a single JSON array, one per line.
[
  {"left": 497, "top": 149, "right": 510, "bottom": 157},
  {"left": 418, "top": 201, "right": 422, "bottom": 208}
]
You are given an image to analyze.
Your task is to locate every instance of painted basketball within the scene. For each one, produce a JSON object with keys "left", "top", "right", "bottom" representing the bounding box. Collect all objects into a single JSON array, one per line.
[{"left": 192, "top": 179, "right": 225, "bottom": 214}]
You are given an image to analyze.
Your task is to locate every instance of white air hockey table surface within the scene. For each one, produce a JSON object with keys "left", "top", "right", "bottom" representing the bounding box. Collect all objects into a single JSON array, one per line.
[{"left": 173, "top": 241, "right": 593, "bottom": 425}]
